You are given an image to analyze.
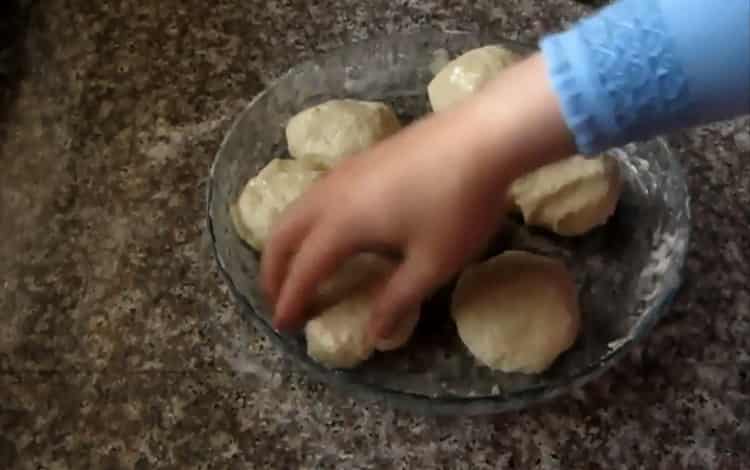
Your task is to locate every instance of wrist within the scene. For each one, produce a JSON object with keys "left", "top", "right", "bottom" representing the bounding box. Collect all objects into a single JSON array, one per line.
[{"left": 458, "top": 53, "right": 576, "bottom": 187}]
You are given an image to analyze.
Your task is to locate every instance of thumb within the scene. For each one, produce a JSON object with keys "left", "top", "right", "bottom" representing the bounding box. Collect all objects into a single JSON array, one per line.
[{"left": 368, "top": 254, "right": 440, "bottom": 341}]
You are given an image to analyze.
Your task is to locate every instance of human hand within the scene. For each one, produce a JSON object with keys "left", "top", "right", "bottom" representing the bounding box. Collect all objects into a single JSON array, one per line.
[{"left": 262, "top": 53, "right": 574, "bottom": 340}]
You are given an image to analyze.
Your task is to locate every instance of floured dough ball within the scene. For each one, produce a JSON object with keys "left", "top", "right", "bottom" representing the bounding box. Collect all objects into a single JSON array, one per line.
[
  {"left": 231, "top": 158, "right": 323, "bottom": 250},
  {"left": 509, "top": 154, "right": 623, "bottom": 236},
  {"left": 451, "top": 251, "right": 580, "bottom": 374},
  {"left": 305, "top": 254, "right": 421, "bottom": 369},
  {"left": 286, "top": 99, "right": 401, "bottom": 169},
  {"left": 428, "top": 45, "right": 520, "bottom": 112}
]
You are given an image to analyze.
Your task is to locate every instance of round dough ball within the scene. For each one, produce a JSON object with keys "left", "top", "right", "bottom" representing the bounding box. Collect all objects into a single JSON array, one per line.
[
  {"left": 305, "top": 255, "right": 421, "bottom": 369},
  {"left": 285, "top": 99, "right": 401, "bottom": 169},
  {"left": 509, "top": 154, "right": 622, "bottom": 236},
  {"left": 451, "top": 251, "right": 580, "bottom": 374},
  {"left": 231, "top": 158, "right": 322, "bottom": 250},
  {"left": 428, "top": 45, "right": 520, "bottom": 112},
  {"left": 305, "top": 286, "right": 377, "bottom": 369},
  {"left": 313, "top": 254, "right": 391, "bottom": 308}
]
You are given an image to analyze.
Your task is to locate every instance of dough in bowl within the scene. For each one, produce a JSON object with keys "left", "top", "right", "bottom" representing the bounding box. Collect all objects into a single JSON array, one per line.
[
  {"left": 305, "top": 254, "right": 421, "bottom": 369},
  {"left": 451, "top": 250, "right": 580, "bottom": 374},
  {"left": 428, "top": 45, "right": 520, "bottom": 112},
  {"left": 231, "top": 158, "right": 323, "bottom": 250},
  {"left": 509, "top": 154, "right": 622, "bottom": 236},
  {"left": 285, "top": 99, "right": 401, "bottom": 169}
]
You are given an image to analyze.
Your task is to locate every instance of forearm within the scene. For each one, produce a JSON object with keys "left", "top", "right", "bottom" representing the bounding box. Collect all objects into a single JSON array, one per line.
[
  {"left": 541, "top": 0, "right": 750, "bottom": 154},
  {"left": 443, "top": 0, "right": 750, "bottom": 187}
]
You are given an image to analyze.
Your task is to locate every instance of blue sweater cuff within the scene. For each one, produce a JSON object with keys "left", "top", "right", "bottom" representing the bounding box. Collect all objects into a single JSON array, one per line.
[{"left": 541, "top": 0, "right": 750, "bottom": 155}]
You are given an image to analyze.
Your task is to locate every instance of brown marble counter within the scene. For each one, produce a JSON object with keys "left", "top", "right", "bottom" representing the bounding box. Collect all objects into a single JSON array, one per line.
[{"left": 1, "top": 0, "right": 749, "bottom": 468}]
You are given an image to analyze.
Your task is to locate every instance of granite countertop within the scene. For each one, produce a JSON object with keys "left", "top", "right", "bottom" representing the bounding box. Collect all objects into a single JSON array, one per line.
[{"left": 1, "top": 0, "right": 749, "bottom": 468}]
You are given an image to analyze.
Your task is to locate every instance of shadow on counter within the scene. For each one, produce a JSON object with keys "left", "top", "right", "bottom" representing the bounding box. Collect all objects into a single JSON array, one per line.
[{"left": 0, "top": 0, "right": 36, "bottom": 146}]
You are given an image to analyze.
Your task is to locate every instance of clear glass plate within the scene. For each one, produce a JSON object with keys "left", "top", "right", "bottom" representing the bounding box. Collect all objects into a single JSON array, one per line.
[{"left": 207, "top": 28, "right": 690, "bottom": 415}]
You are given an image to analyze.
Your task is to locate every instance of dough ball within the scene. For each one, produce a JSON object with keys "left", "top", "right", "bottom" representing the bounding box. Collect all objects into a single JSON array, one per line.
[
  {"left": 286, "top": 99, "right": 401, "bottom": 169},
  {"left": 428, "top": 45, "right": 520, "bottom": 112},
  {"left": 305, "top": 286, "right": 376, "bottom": 369},
  {"left": 305, "top": 254, "right": 421, "bottom": 369},
  {"left": 231, "top": 158, "right": 322, "bottom": 250},
  {"left": 451, "top": 251, "right": 580, "bottom": 374},
  {"left": 509, "top": 154, "right": 622, "bottom": 236}
]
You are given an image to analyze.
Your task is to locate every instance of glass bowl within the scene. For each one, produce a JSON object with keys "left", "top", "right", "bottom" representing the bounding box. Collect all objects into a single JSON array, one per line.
[{"left": 207, "top": 28, "right": 690, "bottom": 415}]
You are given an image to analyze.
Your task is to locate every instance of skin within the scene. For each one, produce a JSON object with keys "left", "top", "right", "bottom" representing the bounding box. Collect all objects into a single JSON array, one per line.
[{"left": 262, "top": 53, "right": 577, "bottom": 341}]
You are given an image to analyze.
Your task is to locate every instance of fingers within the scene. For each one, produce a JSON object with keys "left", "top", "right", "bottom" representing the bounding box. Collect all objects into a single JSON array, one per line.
[
  {"left": 272, "top": 223, "right": 360, "bottom": 331},
  {"left": 261, "top": 203, "right": 316, "bottom": 303},
  {"left": 369, "top": 254, "right": 441, "bottom": 341}
]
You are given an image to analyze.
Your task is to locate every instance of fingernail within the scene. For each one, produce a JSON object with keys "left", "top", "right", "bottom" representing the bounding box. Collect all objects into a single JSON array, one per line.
[
  {"left": 263, "top": 283, "right": 277, "bottom": 304},
  {"left": 273, "top": 314, "right": 303, "bottom": 333},
  {"left": 370, "top": 321, "right": 394, "bottom": 342},
  {"left": 272, "top": 315, "right": 287, "bottom": 332}
]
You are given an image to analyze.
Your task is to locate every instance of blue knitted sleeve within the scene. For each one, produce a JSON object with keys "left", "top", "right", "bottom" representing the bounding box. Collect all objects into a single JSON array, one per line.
[{"left": 540, "top": 0, "right": 750, "bottom": 155}]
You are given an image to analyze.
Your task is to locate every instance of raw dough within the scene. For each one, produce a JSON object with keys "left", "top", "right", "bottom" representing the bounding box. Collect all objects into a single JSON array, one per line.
[
  {"left": 451, "top": 250, "right": 580, "bottom": 374},
  {"left": 428, "top": 45, "right": 520, "bottom": 112},
  {"left": 305, "top": 254, "right": 421, "bottom": 369},
  {"left": 285, "top": 99, "right": 401, "bottom": 169},
  {"left": 231, "top": 158, "right": 322, "bottom": 250},
  {"left": 509, "top": 154, "right": 622, "bottom": 236}
]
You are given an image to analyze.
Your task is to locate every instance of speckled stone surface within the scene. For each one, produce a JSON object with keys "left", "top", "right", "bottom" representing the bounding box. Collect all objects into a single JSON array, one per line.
[{"left": 1, "top": 0, "right": 749, "bottom": 468}]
